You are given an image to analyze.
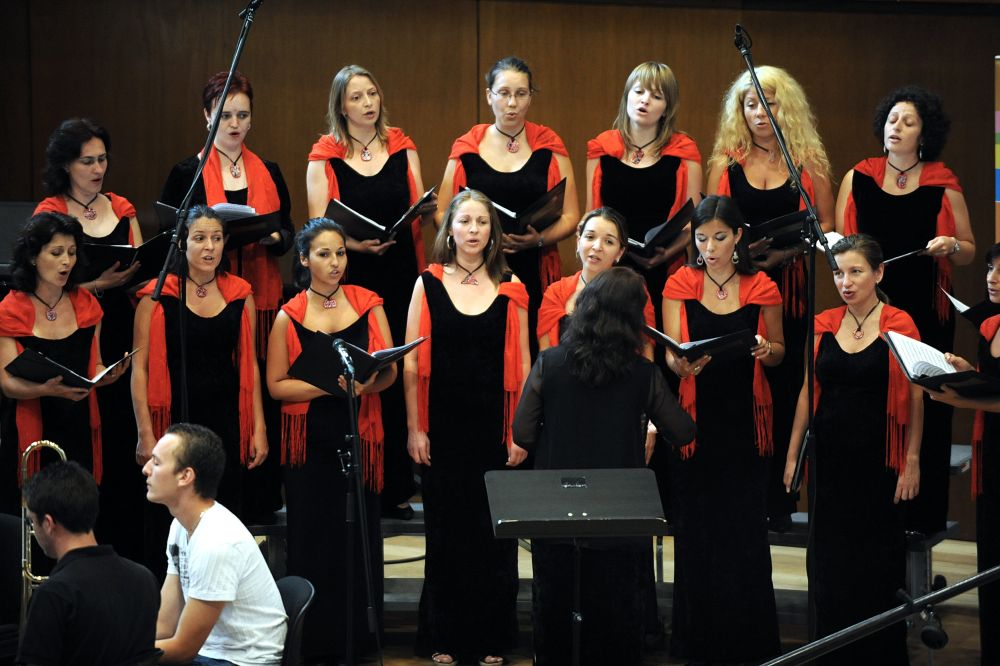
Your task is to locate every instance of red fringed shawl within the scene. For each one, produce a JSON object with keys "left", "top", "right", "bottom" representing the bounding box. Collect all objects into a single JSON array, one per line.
[
  {"left": 536, "top": 270, "right": 656, "bottom": 346},
  {"left": 449, "top": 122, "right": 567, "bottom": 289},
  {"left": 813, "top": 305, "right": 919, "bottom": 475},
  {"left": 200, "top": 145, "right": 283, "bottom": 356},
  {"left": 841, "top": 157, "right": 961, "bottom": 323},
  {"left": 278, "top": 287, "right": 387, "bottom": 491},
  {"left": 308, "top": 127, "right": 427, "bottom": 274},
  {"left": 971, "top": 314, "right": 1000, "bottom": 496},
  {"left": 35, "top": 193, "right": 137, "bottom": 246},
  {"left": 0, "top": 289, "right": 104, "bottom": 483},
  {"left": 415, "top": 264, "right": 529, "bottom": 449},
  {"left": 715, "top": 162, "right": 816, "bottom": 318},
  {"left": 137, "top": 273, "right": 256, "bottom": 465},
  {"left": 663, "top": 266, "right": 781, "bottom": 458}
]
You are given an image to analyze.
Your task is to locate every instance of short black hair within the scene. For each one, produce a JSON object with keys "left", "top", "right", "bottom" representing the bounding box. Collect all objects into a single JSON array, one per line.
[
  {"left": 11, "top": 212, "right": 88, "bottom": 292},
  {"left": 42, "top": 118, "right": 112, "bottom": 196},
  {"left": 24, "top": 461, "right": 99, "bottom": 534},
  {"left": 872, "top": 85, "right": 950, "bottom": 162},
  {"left": 166, "top": 422, "right": 226, "bottom": 500}
]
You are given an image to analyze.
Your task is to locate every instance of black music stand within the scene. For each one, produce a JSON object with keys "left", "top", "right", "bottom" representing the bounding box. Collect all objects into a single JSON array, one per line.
[{"left": 484, "top": 468, "right": 669, "bottom": 666}]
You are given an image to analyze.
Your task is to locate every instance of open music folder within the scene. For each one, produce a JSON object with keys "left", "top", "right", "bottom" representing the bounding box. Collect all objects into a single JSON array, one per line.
[
  {"left": 288, "top": 335, "right": 427, "bottom": 395},
  {"left": 324, "top": 186, "right": 436, "bottom": 243},
  {"left": 627, "top": 198, "right": 694, "bottom": 258},
  {"left": 884, "top": 330, "right": 1000, "bottom": 398}
]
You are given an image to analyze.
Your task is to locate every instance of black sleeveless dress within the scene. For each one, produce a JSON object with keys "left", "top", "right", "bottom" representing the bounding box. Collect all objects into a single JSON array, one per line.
[
  {"left": 80, "top": 217, "right": 144, "bottom": 561},
  {"left": 461, "top": 149, "right": 550, "bottom": 361},
  {"left": 415, "top": 272, "right": 519, "bottom": 662},
  {"left": 811, "top": 333, "right": 908, "bottom": 664},
  {"left": 284, "top": 316, "right": 383, "bottom": 662},
  {"left": 728, "top": 162, "right": 806, "bottom": 523},
  {"left": 669, "top": 300, "right": 780, "bottom": 663},
  {"left": 330, "top": 151, "right": 418, "bottom": 509},
  {"left": 853, "top": 173, "right": 953, "bottom": 535},
  {"left": 977, "top": 332, "right": 1000, "bottom": 665}
]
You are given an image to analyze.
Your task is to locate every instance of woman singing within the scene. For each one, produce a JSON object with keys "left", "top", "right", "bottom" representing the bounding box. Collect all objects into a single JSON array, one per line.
[
  {"left": 404, "top": 190, "right": 530, "bottom": 666},
  {"left": 437, "top": 56, "right": 580, "bottom": 360},
  {"left": 306, "top": 64, "right": 435, "bottom": 521},
  {"left": 662, "top": 195, "right": 784, "bottom": 663},
  {"left": 706, "top": 65, "right": 835, "bottom": 531},
  {"left": 514, "top": 267, "right": 695, "bottom": 665},
  {"left": 836, "top": 85, "right": 973, "bottom": 536},
  {"left": 785, "top": 234, "right": 922, "bottom": 664},
  {"left": 266, "top": 218, "right": 396, "bottom": 663},
  {"left": 34, "top": 118, "right": 145, "bottom": 558}
]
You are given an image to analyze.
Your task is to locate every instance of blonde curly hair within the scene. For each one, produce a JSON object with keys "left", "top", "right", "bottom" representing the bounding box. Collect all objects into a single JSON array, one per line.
[{"left": 708, "top": 66, "right": 830, "bottom": 181}]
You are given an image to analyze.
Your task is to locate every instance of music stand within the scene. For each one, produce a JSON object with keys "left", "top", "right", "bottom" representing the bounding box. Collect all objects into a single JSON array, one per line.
[{"left": 484, "top": 468, "right": 669, "bottom": 666}]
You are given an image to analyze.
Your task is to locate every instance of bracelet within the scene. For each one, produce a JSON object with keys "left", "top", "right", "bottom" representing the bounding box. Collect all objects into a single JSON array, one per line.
[
  {"left": 537, "top": 236, "right": 545, "bottom": 248},
  {"left": 92, "top": 282, "right": 104, "bottom": 298},
  {"left": 951, "top": 239, "right": 961, "bottom": 256}
]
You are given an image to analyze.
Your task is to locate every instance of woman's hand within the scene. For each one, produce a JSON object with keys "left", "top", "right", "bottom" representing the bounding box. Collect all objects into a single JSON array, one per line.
[
  {"left": 752, "top": 335, "right": 774, "bottom": 360},
  {"left": 673, "top": 354, "right": 711, "bottom": 379},
  {"left": 644, "top": 426, "right": 657, "bottom": 466},
  {"left": 337, "top": 373, "right": 379, "bottom": 396},
  {"left": 507, "top": 442, "right": 528, "bottom": 467},
  {"left": 247, "top": 429, "right": 268, "bottom": 469},
  {"left": 94, "top": 354, "right": 131, "bottom": 388},
  {"left": 136, "top": 431, "right": 156, "bottom": 466},
  {"left": 629, "top": 246, "right": 672, "bottom": 270},
  {"left": 925, "top": 235, "right": 960, "bottom": 258},
  {"left": 944, "top": 353, "right": 974, "bottom": 372},
  {"left": 259, "top": 231, "right": 282, "bottom": 246},
  {"left": 783, "top": 457, "right": 798, "bottom": 493},
  {"left": 43, "top": 376, "right": 90, "bottom": 401},
  {"left": 357, "top": 238, "right": 396, "bottom": 256},
  {"left": 94, "top": 260, "right": 141, "bottom": 291},
  {"left": 894, "top": 460, "right": 920, "bottom": 503},
  {"left": 502, "top": 226, "right": 543, "bottom": 253},
  {"left": 408, "top": 430, "right": 430, "bottom": 466},
  {"left": 416, "top": 193, "right": 439, "bottom": 218}
]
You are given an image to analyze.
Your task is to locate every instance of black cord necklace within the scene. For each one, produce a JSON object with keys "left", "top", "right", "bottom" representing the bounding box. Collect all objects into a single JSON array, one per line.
[
  {"left": 32, "top": 290, "right": 64, "bottom": 321},
  {"left": 752, "top": 140, "right": 778, "bottom": 164},
  {"left": 887, "top": 158, "right": 920, "bottom": 189},
  {"left": 215, "top": 147, "right": 244, "bottom": 178},
  {"left": 630, "top": 138, "right": 657, "bottom": 165},
  {"left": 455, "top": 258, "right": 486, "bottom": 286},
  {"left": 66, "top": 193, "right": 100, "bottom": 220},
  {"left": 494, "top": 124, "right": 525, "bottom": 153},
  {"left": 188, "top": 273, "right": 217, "bottom": 298},
  {"left": 309, "top": 284, "right": 342, "bottom": 309},
  {"left": 706, "top": 269, "right": 737, "bottom": 300},
  {"left": 348, "top": 132, "right": 378, "bottom": 162},
  {"left": 847, "top": 301, "right": 880, "bottom": 340}
]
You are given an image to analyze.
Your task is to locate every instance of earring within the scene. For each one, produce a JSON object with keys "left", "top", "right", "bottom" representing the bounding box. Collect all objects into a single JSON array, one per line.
[
  {"left": 485, "top": 237, "right": 493, "bottom": 250},
  {"left": 447, "top": 235, "right": 455, "bottom": 250},
  {"left": 696, "top": 254, "right": 704, "bottom": 266},
  {"left": 206, "top": 122, "right": 211, "bottom": 131},
  {"left": 919, "top": 144, "right": 924, "bottom": 161},
  {"left": 883, "top": 145, "right": 888, "bottom": 155},
  {"left": 732, "top": 249, "right": 740, "bottom": 264}
]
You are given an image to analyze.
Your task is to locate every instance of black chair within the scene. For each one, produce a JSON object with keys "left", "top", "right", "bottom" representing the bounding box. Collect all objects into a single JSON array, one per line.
[{"left": 276, "top": 575, "right": 314, "bottom": 666}]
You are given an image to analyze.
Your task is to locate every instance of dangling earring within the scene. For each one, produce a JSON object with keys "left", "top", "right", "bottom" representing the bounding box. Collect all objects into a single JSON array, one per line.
[
  {"left": 206, "top": 122, "right": 211, "bottom": 131},
  {"left": 883, "top": 145, "right": 888, "bottom": 155},
  {"left": 696, "top": 254, "right": 704, "bottom": 266},
  {"left": 485, "top": 237, "right": 493, "bottom": 251},
  {"left": 447, "top": 235, "right": 455, "bottom": 250},
  {"left": 732, "top": 249, "right": 740, "bottom": 264},
  {"left": 918, "top": 144, "right": 924, "bottom": 161}
]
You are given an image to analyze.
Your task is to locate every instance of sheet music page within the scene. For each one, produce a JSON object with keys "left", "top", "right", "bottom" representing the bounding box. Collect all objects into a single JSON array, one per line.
[
  {"left": 941, "top": 288, "right": 970, "bottom": 313},
  {"left": 885, "top": 331, "right": 955, "bottom": 376}
]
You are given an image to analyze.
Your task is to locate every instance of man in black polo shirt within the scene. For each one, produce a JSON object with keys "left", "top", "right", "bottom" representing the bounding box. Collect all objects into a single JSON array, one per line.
[{"left": 16, "top": 461, "right": 159, "bottom": 666}]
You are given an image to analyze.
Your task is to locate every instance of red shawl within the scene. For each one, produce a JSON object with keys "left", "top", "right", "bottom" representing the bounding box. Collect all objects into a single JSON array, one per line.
[
  {"left": 813, "top": 304, "right": 919, "bottom": 475},
  {"left": 662, "top": 266, "right": 781, "bottom": 458},
  {"left": 715, "top": 162, "right": 816, "bottom": 318},
  {"left": 137, "top": 273, "right": 256, "bottom": 465},
  {"left": 841, "top": 157, "right": 961, "bottom": 322},
  {"left": 35, "top": 193, "right": 137, "bottom": 245},
  {"left": 416, "top": 264, "right": 529, "bottom": 449},
  {"left": 308, "top": 127, "right": 427, "bottom": 273},
  {"left": 448, "top": 121, "right": 567, "bottom": 289},
  {"left": 0, "top": 289, "right": 103, "bottom": 483},
  {"left": 200, "top": 145, "right": 282, "bottom": 356},
  {"left": 971, "top": 314, "right": 1000, "bottom": 496},
  {"left": 536, "top": 270, "right": 656, "bottom": 346},
  {"left": 278, "top": 287, "right": 387, "bottom": 491}
]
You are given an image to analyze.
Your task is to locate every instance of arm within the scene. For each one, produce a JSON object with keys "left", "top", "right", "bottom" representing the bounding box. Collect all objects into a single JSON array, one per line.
[
  {"left": 504, "top": 154, "right": 581, "bottom": 251},
  {"left": 131, "top": 297, "right": 156, "bottom": 464},
  {"left": 406, "top": 149, "right": 439, "bottom": 226},
  {"left": 811, "top": 168, "right": 836, "bottom": 233},
  {"left": 403, "top": 276, "right": 430, "bottom": 465},
  {"left": 755, "top": 303, "right": 785, "bottom": 367},
  {"left": 507, "top": 294, "right": 531, "bottom": 467},
  {"left": 784, "top": 367, "right": 813, "bottom": 492},
  {"left": 156, "top": 596, "right": 225, "bottom": 664},
  {"left": 585, "top": 158, "right": 598, "bottom": 211},
  {"left": 155, "top": 574, "right": 184, "bottom": 640},
  {"left": 265, "top": 311, "right": 330, "bottom": 402},
  {"left": 834, "top": 170, "right": 854, "bottom": 235},
  {"left": 434, "top": 159, "right": 459, "bottom": 227},
  {"left": 245, "top": 294, "right": 268, "bottom": 469},
  {"left": 925, "top": 188, "right": 975, "bottom": 266},
  {"left": 306, "top": 159, "right": 331, "bottom": 219},
  {"left": 511, "top": 355, "right": 543, "bottom": 452},
  {"left": 0, "top": 336, "right": 90, "bottom": 402},
  {"left": 262, "top": 162, "right": 295, "bottom": 254},
  {"left": 661, "top": 297, "right": 710, "bottom": 378},
  {"left": 705, "top": 163, "right": 724, "bottom": 195},
  {"left": 895, "top": 383, "right": 923, "bottom": 503},
  {"left": 646, "top": 366, "right": 696, "bottom": 448},
  {"left": 92, "top": 321, "right": 131, "bottom": 387}
]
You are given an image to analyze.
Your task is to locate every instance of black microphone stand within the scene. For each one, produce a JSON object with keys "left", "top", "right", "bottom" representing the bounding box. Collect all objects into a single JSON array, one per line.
[
  {"left": 149, "top": 0, "right": 264, "bottom": 421},
  {"left": 732, "top": 25, "right": 834, "bottom": 499},
  {"left": 333, "top": 339, "right": 384, "bottom": 666}
]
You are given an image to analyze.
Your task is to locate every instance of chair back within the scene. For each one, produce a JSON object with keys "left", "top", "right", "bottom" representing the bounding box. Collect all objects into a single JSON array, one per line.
[{"left": 277, "top": 575, "right": 315, "bottom": 666}]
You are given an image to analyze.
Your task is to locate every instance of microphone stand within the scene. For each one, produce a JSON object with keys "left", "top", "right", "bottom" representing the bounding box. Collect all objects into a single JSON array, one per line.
[
  {"left": 149, "top": 0, "right": 264, "bottom": 421},
  {"left": 334, "top": 339, "right": 384, "bottom": 666},
  {"left": 732, "top": 25, "right": 834, "bottom": 499}
]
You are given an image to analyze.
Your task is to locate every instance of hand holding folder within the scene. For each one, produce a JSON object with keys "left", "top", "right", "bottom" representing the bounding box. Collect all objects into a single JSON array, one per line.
[
  {"left": 324, "top": 187, "right": 436, "bottom": 244},
  {"left": 289, "top": 335, "right": 427, "bottom": 396}
]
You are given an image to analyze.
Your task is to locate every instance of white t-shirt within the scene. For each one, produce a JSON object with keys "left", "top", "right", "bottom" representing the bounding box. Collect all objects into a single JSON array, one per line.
[{"left": 166, "top": 502, "right": 286, "bottom": 665}]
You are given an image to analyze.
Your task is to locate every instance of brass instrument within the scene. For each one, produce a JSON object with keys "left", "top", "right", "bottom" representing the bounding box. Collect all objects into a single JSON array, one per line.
[{"left": 20, "top": 439, "right": 66, "bottom": 627}]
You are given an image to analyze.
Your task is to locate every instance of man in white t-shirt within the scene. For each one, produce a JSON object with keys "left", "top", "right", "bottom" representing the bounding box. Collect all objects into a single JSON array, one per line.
[{"left": 143, "top": 422, "right": 286, "bottom": 665}]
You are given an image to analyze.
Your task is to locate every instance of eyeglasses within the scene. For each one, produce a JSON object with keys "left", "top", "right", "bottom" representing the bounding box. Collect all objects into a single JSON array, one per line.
[{"left": 490, "top": 89, "right": 531, "bottom": 102}]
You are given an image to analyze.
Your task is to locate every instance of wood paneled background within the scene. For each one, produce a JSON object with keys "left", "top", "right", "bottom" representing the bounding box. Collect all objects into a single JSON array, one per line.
[{"left": 2, "top": 0, "right": 999, "bottom": 532}]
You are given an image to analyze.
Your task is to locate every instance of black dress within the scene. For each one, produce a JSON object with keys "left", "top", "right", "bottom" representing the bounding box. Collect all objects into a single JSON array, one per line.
[
  {"left": 415, "top": 272, "right": 519, "bottom": 662},
  {"left": 811, "top": 333, "right": 908, "bottom": 664},
  {"left": 669, "top": 300, "right": 780, "bottom": 663},
  {"left": 977, "top": 331, "right": 1000, "bottom": 665},
  {"left": 80, "top": 217, "right": 144, "bottom": 561},
  {"left": 461, "top": 149, "right": 550, "bottom": 361},
  {"left": 512, "top": 345, "right": 696, "bottom": 666},
  {"left": 728, "top": 162, "right": 807, "bottom": 523},
  {"left": 330, "top": 150, "right": 417, "bottom": 509},
  {"left": 853, "top": 173, "right": 954, "bottom": 535},
  {"left": 284, "top": 316, "right": 383, "bottom": 662}
]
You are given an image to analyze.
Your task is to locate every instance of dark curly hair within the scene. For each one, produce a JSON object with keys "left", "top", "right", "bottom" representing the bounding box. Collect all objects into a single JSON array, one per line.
[
  {"left": 11, "top": 212, "right": 88, "bottom": 292},
  {"left": 872, "top": 85, "right": 950, "bottom": 162},
  {"left": 42, "top": 118, "right": 111, "bottom": 196},
  {"left": 293, "top": 218, "right": 348, "bottom": 289},
  {"left": 688, "top": 195, "right": 755, "bottom": 275},
  {"left": 561, "top": 266, "right": 646, "bottom": 387}
]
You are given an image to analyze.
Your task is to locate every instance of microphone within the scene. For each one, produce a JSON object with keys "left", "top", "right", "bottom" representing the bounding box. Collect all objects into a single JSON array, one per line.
[
  {"left": 734, "top": 24, "right": 751, "bottom": 53},
  {"left": 333, "top": 338, "right": 355, "bottom": 377}
]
